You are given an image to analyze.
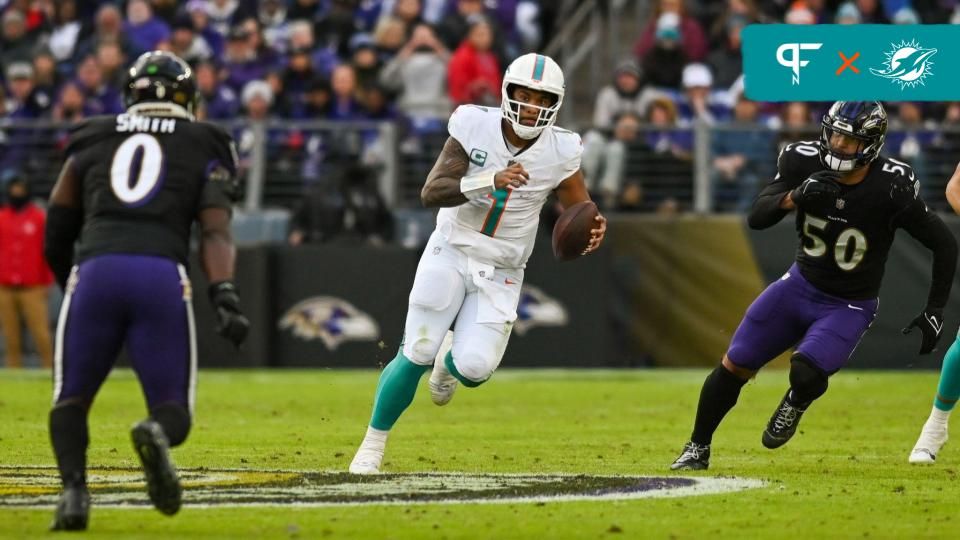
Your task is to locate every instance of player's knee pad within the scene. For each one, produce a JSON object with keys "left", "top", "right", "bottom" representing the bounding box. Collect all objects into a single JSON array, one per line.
[
  {"left": 449, "top": 351, "right": 494, "bottom": 387},
  {"left": 150, "top": 403, "right": 191, "bottom": 447},
  {"left": 789, "top": 354, "right": 829, "bottom": 405}
]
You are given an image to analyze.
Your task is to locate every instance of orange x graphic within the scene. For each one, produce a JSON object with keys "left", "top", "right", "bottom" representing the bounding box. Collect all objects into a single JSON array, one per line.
[{"left": 836, "top": 51, "right": 860, "bottom": 75}]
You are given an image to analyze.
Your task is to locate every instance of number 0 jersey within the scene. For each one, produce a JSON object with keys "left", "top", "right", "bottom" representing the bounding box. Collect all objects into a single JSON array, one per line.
[
  {"left": 65, "top": 114, "right": 238, "bottom": 265},
  {"left": 436, "top": 105, "right": 582, "bottom": 268},
  {"left": 769, "top": 141, "right": 932, "bottom": 300}
]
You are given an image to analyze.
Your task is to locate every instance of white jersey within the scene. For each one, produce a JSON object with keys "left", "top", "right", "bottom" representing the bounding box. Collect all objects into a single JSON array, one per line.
[{"left": 435, "top": 105, "right": 582, "bottom": 268}]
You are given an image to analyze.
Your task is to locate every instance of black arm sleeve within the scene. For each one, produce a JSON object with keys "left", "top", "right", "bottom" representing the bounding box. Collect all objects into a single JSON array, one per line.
[
  {"left": 900, "top": 207, "right": 958, "bottom": 309},
  {"left": 747, "top": 182, "right": 791, "bottom": 230},
  {"left": 44, "top": 206, "right": 84, "bottom": 289}
]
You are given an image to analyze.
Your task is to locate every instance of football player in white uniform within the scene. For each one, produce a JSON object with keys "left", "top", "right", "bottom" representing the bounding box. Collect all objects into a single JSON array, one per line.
[{"left": 349, "top": 53, "right": 606, "bottom": 474}]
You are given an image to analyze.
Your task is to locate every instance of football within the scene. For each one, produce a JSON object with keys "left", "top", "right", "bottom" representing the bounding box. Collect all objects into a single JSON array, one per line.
[{"left": 552, "top": 200, "right": 599, "bottom": 261}]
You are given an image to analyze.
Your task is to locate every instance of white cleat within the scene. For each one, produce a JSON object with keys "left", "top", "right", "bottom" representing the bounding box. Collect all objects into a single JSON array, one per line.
[
  {"left": 429, "top": 331, "right": 457, "bottom": 406},
  {"left": 909, "top": 422, "right": 948, "bottom": 464},
  {"left": 349, "top": 428, "right": 387, "bottom": 474}
]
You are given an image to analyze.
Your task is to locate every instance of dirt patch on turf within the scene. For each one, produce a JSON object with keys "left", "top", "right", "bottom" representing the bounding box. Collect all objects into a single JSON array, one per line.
[{"left": 0, "top": 466, "right": 763, "bottom": 508}]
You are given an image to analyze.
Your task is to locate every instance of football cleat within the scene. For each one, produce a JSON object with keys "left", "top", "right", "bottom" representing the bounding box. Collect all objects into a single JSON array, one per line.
[
  {"left": 349, "top": 434, "right": 386, "bottom": 475},
  {"left": 909, "top": 421, "right": 948, "bottom": 464},
  {"left": 670, "top": 441, "right": 710, "bottom": 470},
  {"left": 429, "top": 331, "right": 457, "bottom": 406},
  {"left": 762, "top": 391, "right": 807, "bottom": 449},
  {"left": 50, "top": 485, "right": 90, "bottom": 531},
  {"left": 131, "top": 420, "right": 182, "bottom": 515}
]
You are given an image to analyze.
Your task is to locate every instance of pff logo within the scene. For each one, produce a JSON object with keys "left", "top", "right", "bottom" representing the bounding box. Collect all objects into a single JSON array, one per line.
[
  {"left": 776, "top": 42, "right": 823, "bottom": 85},
  {"left": 870, "top": 39, "right": 937, "bottom": 90}
]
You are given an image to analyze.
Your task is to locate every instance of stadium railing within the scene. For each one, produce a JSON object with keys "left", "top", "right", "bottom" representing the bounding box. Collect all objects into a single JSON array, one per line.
[{"left": 2, "top": 118, "right": 958, "bottom": 215}]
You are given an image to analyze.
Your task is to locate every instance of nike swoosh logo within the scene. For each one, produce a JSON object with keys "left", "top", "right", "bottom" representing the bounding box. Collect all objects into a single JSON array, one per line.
[
  {"left": 504, "top": 278, "right": 517, "bottom": 285},
  {"left": 847, "top": 304, "right": 864, "bottom": 311}
]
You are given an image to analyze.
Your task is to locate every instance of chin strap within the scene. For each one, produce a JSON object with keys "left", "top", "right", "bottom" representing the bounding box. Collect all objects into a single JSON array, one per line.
[{"left": 126, "top": 102, "right": 194, "bottom": 120}]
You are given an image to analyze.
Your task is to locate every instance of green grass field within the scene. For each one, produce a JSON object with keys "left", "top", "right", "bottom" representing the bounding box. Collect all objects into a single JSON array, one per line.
[{"left": 1, "top": 367, "right": 958, "bottom": 539}]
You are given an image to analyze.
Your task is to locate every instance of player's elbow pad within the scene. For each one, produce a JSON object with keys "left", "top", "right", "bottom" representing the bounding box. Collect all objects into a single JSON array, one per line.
[{"left": 44, "top": 206, "right": 83, "bottom": 288}]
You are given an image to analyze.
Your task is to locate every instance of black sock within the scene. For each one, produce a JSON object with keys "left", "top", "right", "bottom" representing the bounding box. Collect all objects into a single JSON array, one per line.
[
  {"left": 150, "top": 403, "right": 192, "bottom": 447},
  {"left": 786, "top": 355, "right": 829, "bottom": 409},
  {"left": 691, "top": 365, "right": 749, "bottom": 446},
  {"left": 49, "top": 402, "right": 89, "bottom": 488}
]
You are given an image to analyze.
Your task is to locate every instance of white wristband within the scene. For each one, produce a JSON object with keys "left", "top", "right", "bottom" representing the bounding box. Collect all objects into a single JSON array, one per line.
[{"left": 460, "top": 172, "right": 496, "bottom": 200}]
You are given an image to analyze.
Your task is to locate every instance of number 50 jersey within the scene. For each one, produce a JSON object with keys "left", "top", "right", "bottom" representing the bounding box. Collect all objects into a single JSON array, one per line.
[
  {"left": 436, "top": 105, "right": 582, "bottom": 269},
  {"left": 65, "top": 114, "right": 238, "bottom": 266},
  {"left": 774, "top": 140, "right": 932, "bottom": 300}
]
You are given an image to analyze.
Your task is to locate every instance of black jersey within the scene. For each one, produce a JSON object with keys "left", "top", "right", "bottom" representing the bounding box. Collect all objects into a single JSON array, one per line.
[
  {"left": 761, "top": 140, "right": 934, "bottom": 300},
  {"left": 65, "top": 114, "right": 238, "bottom": 265}
]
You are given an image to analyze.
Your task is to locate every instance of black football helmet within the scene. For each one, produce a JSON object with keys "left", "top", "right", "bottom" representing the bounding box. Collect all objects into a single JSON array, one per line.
[
  {"left": 124, "top": 51, "right": 198, "bottom": 116},
  {"left": 819, "top": 101, "right": 887, "bottom": 171}
]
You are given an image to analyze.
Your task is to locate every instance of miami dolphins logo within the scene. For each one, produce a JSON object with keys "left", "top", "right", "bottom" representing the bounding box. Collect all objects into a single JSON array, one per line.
[{"left": 869, "top": 39, "right": 937, "bottom": 90}]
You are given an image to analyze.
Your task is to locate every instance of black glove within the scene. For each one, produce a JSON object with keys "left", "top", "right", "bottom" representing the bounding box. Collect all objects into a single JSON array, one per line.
[
  {"left": 790, "top": 171, "right": 841, "bottom": 212},
  {"left": 208, "top": 281, "right": 250, "bottom": 348},
  {"left": 902, "top": 307, "right": 945, "bottom": 355}
]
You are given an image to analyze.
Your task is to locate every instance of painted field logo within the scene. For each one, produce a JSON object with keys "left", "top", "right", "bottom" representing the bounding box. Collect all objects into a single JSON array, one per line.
[{"left": 0, "top": 467, "right": 763, "bottom": 508}]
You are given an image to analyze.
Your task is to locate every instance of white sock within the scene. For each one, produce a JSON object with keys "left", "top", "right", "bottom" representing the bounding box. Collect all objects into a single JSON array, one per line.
[
  {"left": 929, "top": 406, "right": 951, "bottom": 426},
  {"left": 362, "top": 426, "right": 389, "bottom": 445}
]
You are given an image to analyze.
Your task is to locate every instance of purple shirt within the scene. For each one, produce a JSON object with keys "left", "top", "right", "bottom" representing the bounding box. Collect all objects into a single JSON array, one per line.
[{"left": 123, "top": 18, "right": 172, "bottom": 56}]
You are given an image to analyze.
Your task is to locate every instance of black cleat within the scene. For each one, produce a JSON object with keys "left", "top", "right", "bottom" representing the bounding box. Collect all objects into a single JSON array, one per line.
[
  {"left": 670, "top": 441, "right": 710, "bottom": 470},
  {"left": 131, "top": 420, "right": 182, "bottom": 515},
  {"left": 762, "top": 391, "right": 808, "bottom": 449},
  {"left": 50, "top": 485, "right": 90, "bottom": 531}
]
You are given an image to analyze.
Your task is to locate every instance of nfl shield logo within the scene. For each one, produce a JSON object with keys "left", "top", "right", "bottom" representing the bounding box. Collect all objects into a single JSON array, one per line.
[
  {"left": 836, "top": 198, "right": 845, "bottom": 209},
  {"left": 470, "top": 148, "right": 488, "bottom": 166}
]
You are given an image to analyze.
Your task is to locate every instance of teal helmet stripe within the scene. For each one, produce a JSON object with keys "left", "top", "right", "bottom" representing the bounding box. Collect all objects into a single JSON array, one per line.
[{"left": 531, "top": 55, "right": 546, "bottom": 82}]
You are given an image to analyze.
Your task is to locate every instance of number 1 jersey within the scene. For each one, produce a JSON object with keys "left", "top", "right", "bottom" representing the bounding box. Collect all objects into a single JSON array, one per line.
[
  {"left": 436, "top": 105, "right": 582, "bottom": 269},
  {"left": 773, "top": 141, "right": 932, "bottom": 300},
  {"left": 65, "top": 114, "right": 238, "bottom": 266}
]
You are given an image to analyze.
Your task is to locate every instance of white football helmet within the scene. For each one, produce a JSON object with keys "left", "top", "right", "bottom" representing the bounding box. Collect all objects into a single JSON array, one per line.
[{"left": 501, "top": 53, "right": 565, "bottom": 140}]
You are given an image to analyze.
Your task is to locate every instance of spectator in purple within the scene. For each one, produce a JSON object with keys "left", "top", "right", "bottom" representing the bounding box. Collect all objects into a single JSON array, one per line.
[
  {"left": 645, "top": 97, "right": 692, "bottom": 160},
  {"left": 634, "top": 0, "right": 707, "bottom": 63},
  {"left": 328, "top": 64, "right": 365, "bottom": 120},
  {"left": 123, "top": 0, "right": 171, "bottom": 56},
  {"left": 677, "top": 63, "right": 731, "bottom": 126},
  {"left": 196, "top": 61, "right": 239, "bottom": 120},
  {"left": 187, "top": 0, "right": 225, "bottom": 57},
  {"left": 75, "top": 4, "right": 133, "bottom": 62},
  {"left": 302, "top": 78, "right": 333, "bottom": 118},
  {"left": 221, "top": 26, "right": 270, "bottom": 93},
  {"left": 287, "top": 20, "right": 339, "bottom": 78},
  {"left": 74, "top": 55, "right": 123, "bottom": 116},
  {"left": 240, "top": 17, "right": 282, "bottom": 71}
]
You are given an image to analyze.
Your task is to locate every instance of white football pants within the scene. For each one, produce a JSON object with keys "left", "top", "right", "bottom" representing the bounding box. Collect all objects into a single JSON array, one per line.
[{"left": 401, "top": 231, "right": 523, "bottom": 384}]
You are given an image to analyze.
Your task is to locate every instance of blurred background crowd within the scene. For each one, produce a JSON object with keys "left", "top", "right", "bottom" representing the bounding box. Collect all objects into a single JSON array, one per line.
[{"left": 0, "top": 0, "right": 959, "bottom": 237}]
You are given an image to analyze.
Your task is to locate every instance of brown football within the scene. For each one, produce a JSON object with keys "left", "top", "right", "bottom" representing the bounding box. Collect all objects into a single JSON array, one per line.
[{"left": 552, "top": 200, "right": 599, "bottom": 261}]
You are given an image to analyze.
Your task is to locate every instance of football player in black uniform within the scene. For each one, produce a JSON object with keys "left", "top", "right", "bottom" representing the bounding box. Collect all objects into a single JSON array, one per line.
[
  {"left": 44, "top": 51, "right": 250, "bottom": 530},
  {"left": 671, "top": 101, "right": 958, "bottom": 470}
]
